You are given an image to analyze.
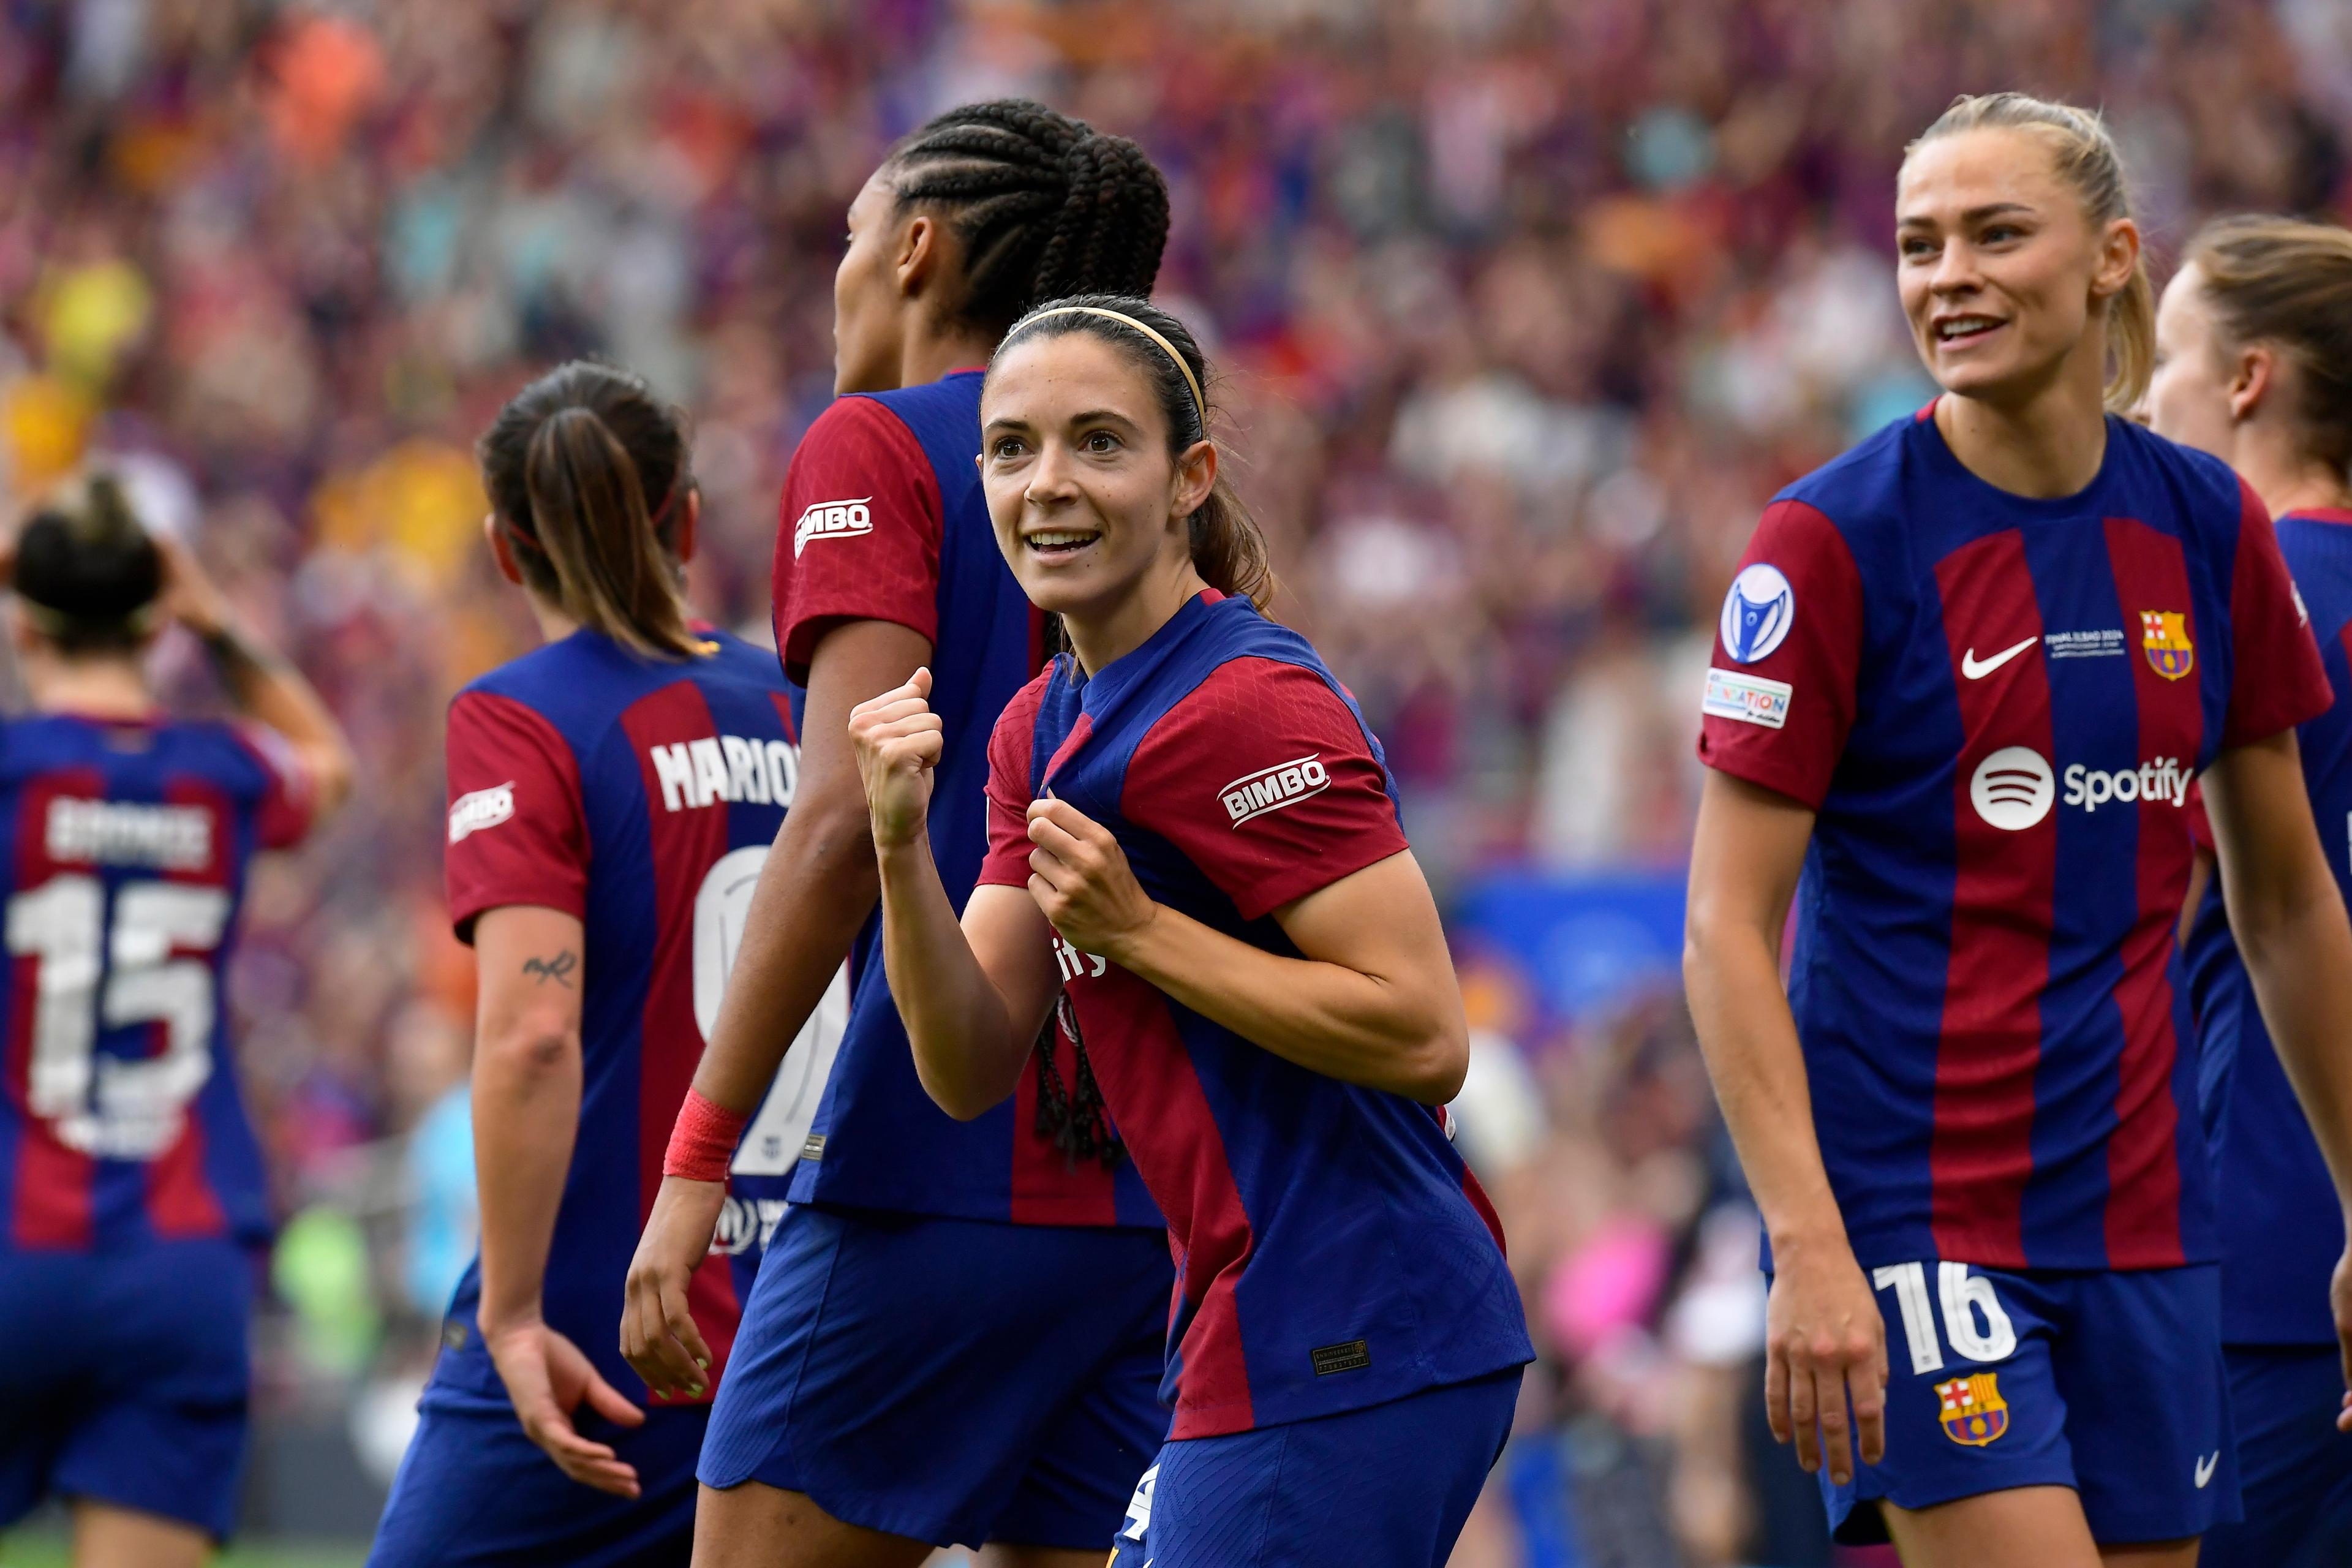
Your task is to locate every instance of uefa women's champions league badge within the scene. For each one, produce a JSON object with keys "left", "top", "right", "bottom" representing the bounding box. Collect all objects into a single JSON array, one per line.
[{"left": 1720, "top": 564, "right": 1795, "bottom": 663}]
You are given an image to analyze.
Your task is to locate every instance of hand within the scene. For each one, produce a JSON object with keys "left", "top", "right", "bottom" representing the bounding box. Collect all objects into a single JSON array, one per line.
[
  {"left": 619, "top": 1175, "right": 723, "bottom": 1401},
  {"left": 151, "top": 533, "right": 235, "bottom": 640},
  {"left": 1763, "top": 1236, "right": 1887, "bottom": 1486},
  {"left": 848, "top": 668, "right": 943, "bottom": 851},
  {"left": 481, "top": 1316, "right": 646, "bottom": 1498},
  {"left": 1025, "top": 797, "right": 1156, "bottom": 963},
  {"left": 2333, "top": 1243, "right": 2352, "bottom": 1431}
]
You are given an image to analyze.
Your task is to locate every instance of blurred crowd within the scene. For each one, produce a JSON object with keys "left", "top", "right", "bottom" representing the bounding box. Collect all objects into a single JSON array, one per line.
[{"left": 4, "top": 0, "right": 2350, "bottom": 1560}]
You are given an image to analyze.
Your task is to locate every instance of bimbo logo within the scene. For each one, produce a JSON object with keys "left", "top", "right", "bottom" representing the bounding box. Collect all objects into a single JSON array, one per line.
[
  {"left": 448, "top": 782, "right": 516, "bottom": 843},
  {"left": 1719, "top": 564, "right": 1795, "bottom": 664},
  {"left": 1221, "top": 754, "right": 1330, "bottom": 826},
  {"left": 1969, "top": 747, "right": 2055, "bottom": 831},
  {"left": 793, "top": 497, "right": 872, "bottom": 556}
]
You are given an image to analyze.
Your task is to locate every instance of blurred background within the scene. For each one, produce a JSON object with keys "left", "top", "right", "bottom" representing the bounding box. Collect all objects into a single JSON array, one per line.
[{"left": 1, "top": 0, "right": 2348, "bottom": 1563}]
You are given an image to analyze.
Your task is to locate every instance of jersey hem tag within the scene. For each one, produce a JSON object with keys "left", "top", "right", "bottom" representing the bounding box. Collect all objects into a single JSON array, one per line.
[
  {"left": 798, "top": 1134, "right": 826, "bottom": 1161},
  {"left": 1311, "top": 1339, "right": 1371, "bottom": 1376}
]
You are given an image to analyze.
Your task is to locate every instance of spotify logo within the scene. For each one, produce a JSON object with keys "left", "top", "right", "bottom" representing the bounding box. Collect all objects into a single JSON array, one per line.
[{"left": 1970, "top": 747, "right": 2056, "bottom": 831}]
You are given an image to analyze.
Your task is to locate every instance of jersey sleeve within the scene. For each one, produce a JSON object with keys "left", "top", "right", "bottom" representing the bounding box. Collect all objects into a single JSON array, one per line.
[
  {"left": 443, "top": 689, "right": 587, "bottom": 943},
  {"left": 231, "top": 722, "right": 316, "bottom": 850},
  {"left": 770, "top": 397, "right": 944, "bottom": 684},
  {"left": 1695, "top": 497, "right": 1865, "bottom": 810},
  {"left": 1120, "top": 658, "right": 1409, "bottom": 922},
  {"left": 2223, "top": 480, "right": 2333, "bottom": 748},
  {"left": 976, "top": 673, "right": 1052, "bottom": 891}
]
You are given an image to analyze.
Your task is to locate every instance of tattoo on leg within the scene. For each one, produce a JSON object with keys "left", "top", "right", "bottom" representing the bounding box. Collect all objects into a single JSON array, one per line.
[{"left": 523, "top": 951, "right": 578, "bottom": 987}]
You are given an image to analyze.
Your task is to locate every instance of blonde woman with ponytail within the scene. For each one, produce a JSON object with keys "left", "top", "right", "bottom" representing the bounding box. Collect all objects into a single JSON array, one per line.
[
  {"left": 2147, "top": 216, "right": 2352, "bottom": 1568},
  {"left": 369, "top": 360, "right": 809, "bottom": 1567},
  {"left": 1684, "top": 95, "right": 2352, "bottom": 1566}
]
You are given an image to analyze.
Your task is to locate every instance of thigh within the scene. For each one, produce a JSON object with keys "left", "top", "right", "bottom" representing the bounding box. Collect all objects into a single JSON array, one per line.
[
  {"left": 1126, "top": 1370, "right": 1521, "bottom": 1568},
  {"left": 689, "top": 1481, "right": 933, "bottom": 1568},
  {"left": 1882, "top": 1483, "right": 2103, "bottom": 1568},
  {"left": 702, "top": 1207, "right": 1173, "bottom": 1550},
  {"left": 70, "top": 1499, "right": 213, "bottom": 1568},
  {"left": 369, "top": 1401, "right": 706, "bottom": 1568},
  {"left": 2202, "top": 1345, "right": 2352, "bottom": 1568}
]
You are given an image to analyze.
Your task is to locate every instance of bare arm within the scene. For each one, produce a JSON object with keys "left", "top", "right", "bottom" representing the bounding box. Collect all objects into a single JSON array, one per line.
[
  {"left": 470, "top": 904, "right": 644, "bottom": 1497},
  {"left": 1683, "top": 768, "right": 1883, "bottom": 1487},
  {"left": 2202, "top": 731, "right": 2352, "bottom": 1411}
]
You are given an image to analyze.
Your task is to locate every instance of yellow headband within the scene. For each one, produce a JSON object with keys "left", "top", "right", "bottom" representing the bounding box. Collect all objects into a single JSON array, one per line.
[{"left": 1020, "top": 306, "right": 1207, "bottom": 436}]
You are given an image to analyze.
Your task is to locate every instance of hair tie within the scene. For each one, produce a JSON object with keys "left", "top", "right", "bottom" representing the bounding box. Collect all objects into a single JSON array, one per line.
[{"left": 1022, "top": 306, "right": 1206, "bottom": 436}]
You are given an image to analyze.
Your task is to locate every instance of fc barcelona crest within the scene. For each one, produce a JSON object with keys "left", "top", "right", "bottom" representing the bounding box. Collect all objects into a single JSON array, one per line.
[
  {"left": 2141, "top": 610, "right": 2195, "bottom": 681},
  {"left": 1936, "top": 1372, "right": 2010, "bottom": 1447}
]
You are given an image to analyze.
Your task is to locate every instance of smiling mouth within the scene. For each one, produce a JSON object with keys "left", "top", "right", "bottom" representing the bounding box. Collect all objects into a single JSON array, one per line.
[
  {"left": 1935, "top": 315, "right": 2005, "bottom": 349},
  {"left": 1024, "top": 529, "right": 1102, "bottom": 559}
]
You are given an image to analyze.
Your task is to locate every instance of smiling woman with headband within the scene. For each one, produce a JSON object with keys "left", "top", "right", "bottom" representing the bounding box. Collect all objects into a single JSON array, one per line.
[{"left": 847, "top": 294, "right": 1531, "bottom": 1568}]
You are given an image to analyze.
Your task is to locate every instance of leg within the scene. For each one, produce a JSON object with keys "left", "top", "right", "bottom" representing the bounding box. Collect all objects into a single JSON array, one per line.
[
  {"left": 70, "top": 1499, "right": 211, "bottom": 1568},
  {"left": 978, "top": 1549, "right": 1104, "bottom": 1568},
  {"left": 1882, "top": 1485, "right": 2104, "bottom": 1568},
  {"left": 690, "top": 1480, "right": 933, "bottom": 1568}
]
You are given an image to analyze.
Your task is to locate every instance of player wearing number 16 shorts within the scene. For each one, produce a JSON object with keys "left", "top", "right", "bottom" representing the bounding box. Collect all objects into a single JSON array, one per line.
[
  {"left": 366, "top": 363, "right": 819, "bottom": 1568},
  {"left": 1686, "top": 95, "right": 2352, "bottom": 1568},
  {"left": 0, "top": 472, "right": 354, "bottom": 1568}
]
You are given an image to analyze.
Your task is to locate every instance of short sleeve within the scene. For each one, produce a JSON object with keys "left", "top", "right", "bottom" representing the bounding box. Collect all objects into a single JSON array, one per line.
[
  {"left": 771, "top": 397, "right": 944, "bottom": 683},
  {"left": 977, "top": 673, "right": 1052, "bottom": 891},
  {"left": 1695, "top": 498, "right": 1865, "bottom": 810},
  {"left": 232, "top": 722, "right": 315, "bottom": 850},
  {"left": 2223, "top": 480, "right": 2332, "bottom": 748},
  {"left": 1120, "top": 659, "right": 1409, "bottom": 922},
  {"left": 444, "top": 690, "right": 587, "bottom": 943}
]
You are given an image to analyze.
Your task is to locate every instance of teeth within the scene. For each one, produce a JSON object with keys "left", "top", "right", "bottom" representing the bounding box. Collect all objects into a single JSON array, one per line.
[
  {"left": 1939, "top": 317, "right": 1999, "bottom": 339},
  {"left": 1028, "top": 531, "right": 1099, "bottom": 548}
]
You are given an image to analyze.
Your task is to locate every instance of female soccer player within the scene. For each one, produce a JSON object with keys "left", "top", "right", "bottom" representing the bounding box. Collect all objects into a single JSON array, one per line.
[
  {"left": 0, "top": 474, "right": 352, "bottom": 1568},
  {"left": 2144, "top": 216, "right": 2352, "bottom": 1568},
  {"left": 849, "top": 296, "right": 1534, "bottom": 1567},
  {"left": 620, "top": 104, "right": 1177, "bottom": 1568},
  {"left": 367, "top": 361, "right": 801, "bottom": 1566},
  {"left": 1684, "top": 94, "right": 2352, "bottom": 1568}
]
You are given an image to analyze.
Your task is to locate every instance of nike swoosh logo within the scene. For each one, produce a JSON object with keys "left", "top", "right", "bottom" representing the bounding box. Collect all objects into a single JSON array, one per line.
[
  {"left": 1962, "top": 636, "right": 2039, "bottom": 679},
  {"left": 2196, "top": 1450, "right": 2219, "bottom": 1488}
]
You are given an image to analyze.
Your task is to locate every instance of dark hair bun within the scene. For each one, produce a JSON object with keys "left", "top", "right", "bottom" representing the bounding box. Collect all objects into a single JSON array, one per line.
[{"left": 15, "top": 472, "right": 164, "bottom": 641}]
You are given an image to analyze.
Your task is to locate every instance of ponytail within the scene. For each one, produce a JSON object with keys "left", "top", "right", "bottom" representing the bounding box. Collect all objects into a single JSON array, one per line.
[
  {"left": 2182, "top": 216, "right": 2352, "bottom": 475},
  {"left": 480, "top": 362, "right": 701, "bottom": 660},
  {"left": 15, "top": 469, "right": 165, "bottom": 652}
]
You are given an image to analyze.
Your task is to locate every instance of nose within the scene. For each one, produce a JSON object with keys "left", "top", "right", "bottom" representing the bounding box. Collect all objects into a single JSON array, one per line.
[
  {"left": 1929, "top": 236, "right": 1982, "bottom": 298},
  {"left": 1025, "top": 440, "right": 1082, "bottom": 508}
]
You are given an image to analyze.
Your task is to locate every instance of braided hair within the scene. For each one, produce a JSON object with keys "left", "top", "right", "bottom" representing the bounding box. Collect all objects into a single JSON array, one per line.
[{"left": 886, "top": 100, "right": 1170, "bottom": 337}]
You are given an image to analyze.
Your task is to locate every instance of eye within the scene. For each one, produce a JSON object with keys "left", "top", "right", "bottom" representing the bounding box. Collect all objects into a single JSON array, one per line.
[
  {"left": 1981, "top": 224, "right": 2022, "bottom": 244},
  {"left": 991, "top": 436, "right": 1027, "bottom": 460},
  {"left": 1083, "top": 429, "right": 1123, "bottom": 454},
  {"left": 1899, "top": 236, "right": 1937, "bottom": 259}
]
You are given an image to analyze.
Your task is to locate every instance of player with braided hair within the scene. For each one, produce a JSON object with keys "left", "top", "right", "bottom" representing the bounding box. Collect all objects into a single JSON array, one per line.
[{"left": 620, "top": 100, "right": 1172, "bottom": 1568}]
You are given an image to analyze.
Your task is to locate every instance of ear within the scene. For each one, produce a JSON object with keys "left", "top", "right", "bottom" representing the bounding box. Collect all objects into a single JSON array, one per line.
[
  {"left": 484, "top": 513, "right": 526, "bottom": 587},
  {"left": 674, "top": 487, "right": 699, "bottom": 566},
  {"left": 2091, "top": 216, "right": 2141, "bottom": 305},
  {"left": 894, "top": 212, "right": 943, "bottom": 301},
  {"left": 1171, "top": 440, "right": 1218, "bottom": 522},
  {"left": 2227, "top": 343, "right": 2277, "bottom": 424}
]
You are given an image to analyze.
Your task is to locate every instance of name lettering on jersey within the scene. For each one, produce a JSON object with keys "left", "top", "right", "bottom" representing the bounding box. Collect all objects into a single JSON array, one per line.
[
  {"left": 793, "top": 497, "right": 873, "bottom": 556},
  {"left": 1221, "top": 754, "right": 1330, "bottom": 825},
  {"left": 44, "top": 797, "right": 213, "bottom": 870},
  {"left": 1053, "top": 934, "right": 1108, "bottom": 982},
  {"left": 447, "top": 782, "right": 516, "bottom": 843},
  {"left": 2063, "top": 756, "right": 2189, "bottom": 813},
  {"left": 2043, "top": 628, "right": 2127, "bottom": 661},
  {"left": 649, "top": 736, "right": 799, "bottom": 813},
  {"left": 1703, "top": 668, "right": 1792, "bottom": 729}
]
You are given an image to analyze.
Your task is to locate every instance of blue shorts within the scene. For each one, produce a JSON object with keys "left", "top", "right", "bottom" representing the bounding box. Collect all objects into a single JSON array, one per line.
[
  {"left": 368, "top": 1400, "right": 707, "bottom": 1567},
  {"left": 2201, "top": 1344, "right": 2352, "bottom": 1568},
  {"left": 1111, "top": 1368, "right": 1520, "bottom": 1568},
  {"left": 1822, "top": 1260, "right": 2236, "bottom": 1545},
  {"left": 700, "top": 1203, "right": 1172, "bottom": 1549},
  {"left": 0, "top": 1240, "right": 255, "bottom": 1541}
]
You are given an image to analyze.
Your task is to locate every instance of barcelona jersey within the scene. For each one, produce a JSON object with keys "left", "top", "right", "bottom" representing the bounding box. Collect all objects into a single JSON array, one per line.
[
  {"left": 0, "top": 714, "right": 312, "bottom": 1255},
  {"left": 2186, "top": 507, "right": 2352, "bottom": 1345},
  {"left": 1698, "top": 409, "right": 2329, "bottom": 1273},
  {"left": 429, "top": 627, "right": 804, "bottom": 1412},
  {"left": 979, "top": 590, "right": 1532, "bottom": 1438},
  {"left": 769, "top": 370, "right": 1156, "bottom": 1229}
]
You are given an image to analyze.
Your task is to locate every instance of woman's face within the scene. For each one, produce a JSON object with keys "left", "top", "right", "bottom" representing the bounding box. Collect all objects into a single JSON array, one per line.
[
  {"left": 1896, "top": 127, "right": 2137, "bottom": 407},
  {"left": 832, "top": 171, "right": 905, "bottom": 396},
  {"left": 2144, "top": 265, "right": 2245, "bottom": 461},
  {"left": 978, "top": 332, "right": 1210, "bottom": 623}
]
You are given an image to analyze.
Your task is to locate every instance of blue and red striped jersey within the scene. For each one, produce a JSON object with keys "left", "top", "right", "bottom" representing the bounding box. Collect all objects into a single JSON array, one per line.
[
  {"left": 771, "top": 371, "right": 1156, "bottom": 1227},
  {"left": 429, "top": 627, "right": 813, "bottom": 1413},
  {"left": 2185, "top": 507, "right": 2352, "bottom": 1344},
  {"left": 0, "top": 712, "right": 311, "bottom": 1254},
  {"left": 979, "top": 590, "right": 1532, "bottom": 1438},
  {"left": 1698, "top": 409, "right": 2330, "bottom": 1274}
]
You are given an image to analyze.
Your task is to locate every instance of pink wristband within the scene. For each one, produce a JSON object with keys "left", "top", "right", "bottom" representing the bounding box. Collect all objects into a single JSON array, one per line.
[{"left": 663, "top": 1088, "right": 748, "bottom": 1183}]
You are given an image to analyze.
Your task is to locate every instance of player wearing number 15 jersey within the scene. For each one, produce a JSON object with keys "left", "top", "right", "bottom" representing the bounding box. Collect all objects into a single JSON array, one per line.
[
  {"left": 368, "top": 363, "right": 815, "bottom": 1568},
  {"left": 0, "top": 472, "right": 353, "bottom": 1568},
  {"left": 1688, "top": 96, "right": 2352, "bottom": 1568}
]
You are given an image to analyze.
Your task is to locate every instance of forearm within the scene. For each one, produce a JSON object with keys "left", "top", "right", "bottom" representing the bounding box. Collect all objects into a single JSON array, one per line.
[
  {"left": 877, "top": 843, "right": 1028, "bottom": 1117},
  {"left": 1109, "top": 903, "right": 1463, "bottom": 1102},
  {"left": 2237, "top": 884, "right": 2352, "bottom": 1212},
  {"left": 688, "top": 797, "right": 876, "bottom": 1112},
  {"left": 202, "top": 622, "right": 353, "bottom": 808},
  {"left": 1684, "top": 921, "right": 1848, "bottom": 1252},
  {"left": 472, "top": 1028, "right": 583, "bottom": 1330}
]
